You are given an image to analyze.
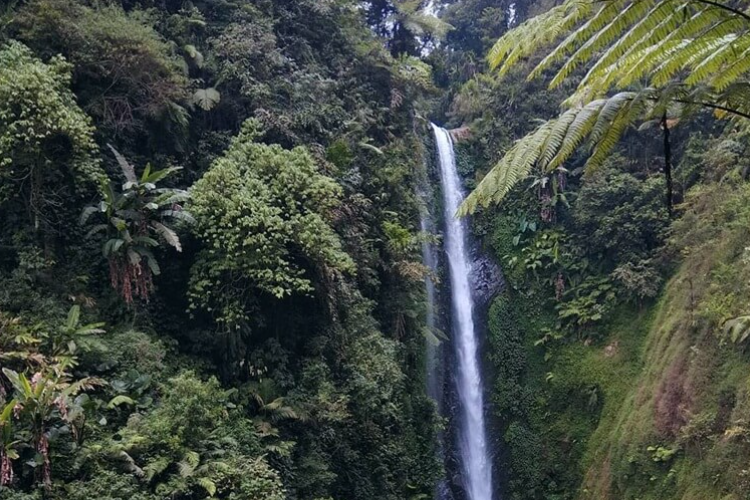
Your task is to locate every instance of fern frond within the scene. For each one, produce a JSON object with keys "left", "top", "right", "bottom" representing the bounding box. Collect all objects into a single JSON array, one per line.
[
  {"left": 586, "top": 91, "right": 636, "bottom": 146},
  {"left": 143, "top": 457, "right": 170, "bottom": 482},
  {"left": 530, "top": 1, "right": 623, "bottom": 79},
  {"left": 490, "top": 0, "right": 750, "bottom": 100},
  {"left": 178, "top": 451, "right": 200, "bottom": 477},
  {"left": 548, "top": 99, "right": 607, "bottom": 170},
  {"left": 712, "top": 44, "right": 750, "bottom": 90},
  {"left": 539, "top": 108, "right": 579, "bottom": 166},
  {"left": 581, "top": 2, "right": 688, "bottom": 81},
  {"left": 197, "top": 477, "right": 216, "bottom": 496},
  {"left": 490, "top": 1, "right": 594, "bottom": 75},
  {"left": 686, "top": 33, "right": 750, "bottom": 86},
  {"left": 585, "top": 94, "right": 643, "bottom": 171},
  {"left": 549, "top": 0, "right": 658, "bottom": 89},
  {"left": 651, "top": 19, "right": 747, "bottom": 86},
  {"left": 459, "top": 120, "right": 555, "bottom": 214},
  {"left": 460, "top": 89, "right": 656, "bottom": 214}
]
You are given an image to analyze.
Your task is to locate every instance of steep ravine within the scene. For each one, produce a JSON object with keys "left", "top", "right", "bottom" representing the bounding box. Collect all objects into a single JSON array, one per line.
[
  {"left": 576, "top": 184, "right": 750, "bottom": 500},
  {"left": 473, "top": 174, "right": 750, "bottom": 500}
]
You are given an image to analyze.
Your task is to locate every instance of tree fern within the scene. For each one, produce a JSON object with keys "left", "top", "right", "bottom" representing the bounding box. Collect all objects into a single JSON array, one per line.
[
  {"left": 462, "top": 0, "right": 750, "bottom": 212},
  {"left": 490, "top": 0, "right": 750, "bottom": 96},
  {"left": 460, "top": 120, "right": 556, "bottom": 214},
  {"left": 460, "top": 89, "right": 676, "bottom": 213},
  {"left": 548, "top": 99, "right": 608, "bottom": 170}
]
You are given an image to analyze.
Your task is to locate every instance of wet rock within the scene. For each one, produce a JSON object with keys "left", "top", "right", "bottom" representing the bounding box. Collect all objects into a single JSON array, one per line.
[{"left": 471, "top": 254, "right": 504, "bottom": 307}]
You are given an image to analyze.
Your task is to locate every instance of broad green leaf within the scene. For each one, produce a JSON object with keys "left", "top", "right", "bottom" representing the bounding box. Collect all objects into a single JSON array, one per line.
[
  {"left": 107, "top": 395, "right": 136, "bottom": 409},
  {"left": 192, "top": 88, "right": 221, "bottom": 111}
]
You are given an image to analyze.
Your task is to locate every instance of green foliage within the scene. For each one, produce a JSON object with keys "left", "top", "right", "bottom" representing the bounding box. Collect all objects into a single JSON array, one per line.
[
  {"left": 463, "top": 0, "right": 750, "bottom": 211},
  {"left": 82, "top": 148, "right": 191, "bottom": 304},
  {"left": 504, "top": 422, "right": 544, "bottom": 498},
  {"left": 646, "top": 444, "right": 679, "bottom": 463},
  {"left": 440, "top": 3, "right": 750, "bottom": 500},
  {"left": 0, "top": 41, "right": 101, "bottom": 231},
  {"left": 0, "top": 2, "right": 442, "bottom": 500},
  {"left": 0, "top": 307, "right": 106, "bottom": 489},
  {"left": 346, "top": 331, "right": 405, "bottom": 416},
  {"left": 572, "top": 156, "right": 668, "bottom": 264},
  {"left": 82, "top": 372, "right": 285, "bottom": 500},
  {"left": 12, "top": 0, "right": 188, "bottom": 135},
  {"left": 442, "top": 0, "right": 509, "bottom": 57},
  {"left": 189, "top": 119, "right": 354, "bottom": 328},
  {"left": 367, "top": 0, "right": 451, "bottom": 56},
  {"left": 556, "top": 275, "right": 616, "bottom": 332}
]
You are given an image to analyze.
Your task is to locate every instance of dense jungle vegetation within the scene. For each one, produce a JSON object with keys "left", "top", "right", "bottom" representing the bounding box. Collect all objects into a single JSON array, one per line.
[
  {"left": 0, "top": 1, "right": 445, "bottom": 499},
  {"left": 3, "top": 0, "right": 750, "bottom": 499},
  {"left": 440, "top": 0, "right": 750, "bottom": 499}
]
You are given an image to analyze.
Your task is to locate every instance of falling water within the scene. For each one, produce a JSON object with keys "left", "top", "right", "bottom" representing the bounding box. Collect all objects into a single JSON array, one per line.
[
  {"left": 420, "top": 204, "right": 441, "bottom": 403},
  {"left": 419, "top": 181, "right": 453, "bottom": 500},
  {"left": 432, "top": 124, "right": 493, "bottom": 500}
]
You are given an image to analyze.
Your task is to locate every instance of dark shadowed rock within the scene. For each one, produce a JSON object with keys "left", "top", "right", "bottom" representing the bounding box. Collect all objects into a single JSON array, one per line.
[{"left": 471, "top": 253, "right": 504, "bottom": 307}]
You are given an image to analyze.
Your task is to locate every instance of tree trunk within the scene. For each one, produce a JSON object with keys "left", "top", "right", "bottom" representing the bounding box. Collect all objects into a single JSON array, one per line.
[{"left": 662, "top": 113, "right": 673, "bottom": 217}]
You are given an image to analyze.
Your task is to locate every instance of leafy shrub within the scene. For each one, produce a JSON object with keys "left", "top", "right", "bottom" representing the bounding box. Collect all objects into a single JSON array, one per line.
[
  {"left": 345, "top": 332, "right": 404, "bottom": 417},
  {"left": 56, "top": 470, "right": 155, "bottom": 500},
  {"left": 92, "top": 372, "right": 283, "bottom": 500},
  {"left": 610, "top": 259, "right": 663, "bottom": 301},
  {"left": 572, "top": 156, "right": 668, "bottom": 266},
  {"left": 13, "top": 0, "right": 188, "bottom": 135},
  {"left": 0, "top": 41, "right": 101, "bottom": 237},
  {"left": 189, "top": 119, "right": 354, "bottom": 329}
]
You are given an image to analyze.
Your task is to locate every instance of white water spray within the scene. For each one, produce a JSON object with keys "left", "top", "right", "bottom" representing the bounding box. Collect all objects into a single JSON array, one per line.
[{"left": 432, "top": 124, "right": 493, "bottom": 500}]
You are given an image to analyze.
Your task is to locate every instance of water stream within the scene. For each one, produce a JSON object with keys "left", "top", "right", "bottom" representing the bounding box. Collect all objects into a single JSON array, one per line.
[
  {"left": 431, "top": 124, "right": 493, "bottom": 500},
  {"left": 420, "top": 195, "right": 441, "bottom": 404}
]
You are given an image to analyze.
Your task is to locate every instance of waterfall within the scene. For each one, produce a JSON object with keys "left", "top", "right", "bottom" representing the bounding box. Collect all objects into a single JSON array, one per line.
[
  {"left": 420, "top": 181, "right": 453, "bottom": 500},
  {"left": 420, "top": 202, "right": 441, "bottom": 403},
  {"left": 431, "top": 124, "right": 493, "bottom": 500}
]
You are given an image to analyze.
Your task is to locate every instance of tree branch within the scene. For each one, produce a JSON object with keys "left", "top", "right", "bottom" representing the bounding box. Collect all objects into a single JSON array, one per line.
[
  {"left": 661, "top": 112, "right": 674, "bottom": 217},
  {"left": 675, "top": 99, "right": 750, "bottom": 120},
  {"left": 691, "top": 0, "right": 750, "bottom": 23}
]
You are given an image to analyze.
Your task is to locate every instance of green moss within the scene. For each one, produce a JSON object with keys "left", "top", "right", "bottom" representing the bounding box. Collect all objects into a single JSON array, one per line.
[
  {"left": 575, "top": 181, "right": 750, "bottom": 500},
  {"left": 485, "top": 175, "right": 750, "bottom": 500}
]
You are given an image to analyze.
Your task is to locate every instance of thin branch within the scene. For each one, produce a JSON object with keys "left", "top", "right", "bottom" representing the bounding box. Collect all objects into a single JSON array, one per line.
[
  {"left": 691, "top": 0, "right": 750, "bottom": 23},
  {"left": 661, "top": 112, "right": 674, "bottom": 217},
  {"left": 675, "top": 98, "right": 750, "bottom": 120}
]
